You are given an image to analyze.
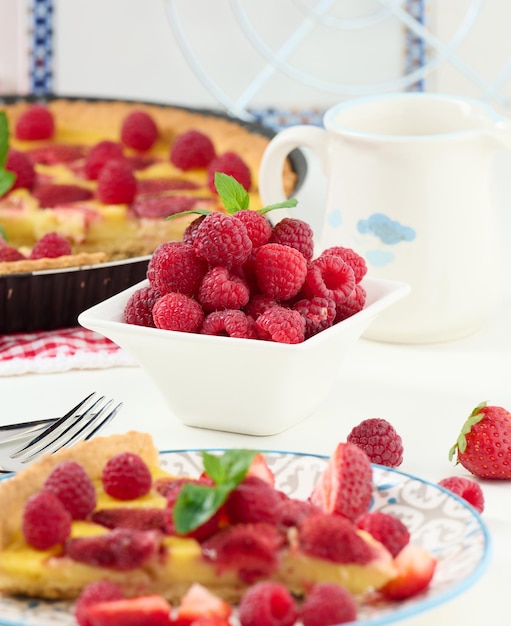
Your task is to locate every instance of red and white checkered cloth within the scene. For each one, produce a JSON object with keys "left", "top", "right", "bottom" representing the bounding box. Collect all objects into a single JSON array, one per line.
[{"left": 0, "top": 327, "right": 136, "bottom": 376}]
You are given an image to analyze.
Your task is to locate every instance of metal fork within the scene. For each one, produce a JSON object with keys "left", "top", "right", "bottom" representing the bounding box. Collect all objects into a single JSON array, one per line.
[{"left": 0, "top": 393, "right": 123, "bottom": 474}]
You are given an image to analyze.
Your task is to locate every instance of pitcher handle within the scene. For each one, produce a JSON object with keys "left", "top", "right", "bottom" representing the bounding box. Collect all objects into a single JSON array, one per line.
[{"left": 259, "top": 125, "right": 330, "bottom": 221}]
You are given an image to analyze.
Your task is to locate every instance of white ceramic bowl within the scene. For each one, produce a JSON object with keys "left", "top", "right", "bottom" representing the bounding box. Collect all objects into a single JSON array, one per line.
[{"left": 78, "top": 277, "right": 410, "bottom": 436}]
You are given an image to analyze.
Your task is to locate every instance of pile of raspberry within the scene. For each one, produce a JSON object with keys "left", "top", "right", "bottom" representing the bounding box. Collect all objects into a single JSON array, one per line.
[{"left": 124, "top": 212, "right": 368, "bottom": 344}]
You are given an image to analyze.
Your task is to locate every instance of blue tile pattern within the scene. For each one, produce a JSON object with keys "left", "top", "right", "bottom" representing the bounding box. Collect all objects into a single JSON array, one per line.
[{"left": 29, "top": 0, "right": 53, "bottom": 95}]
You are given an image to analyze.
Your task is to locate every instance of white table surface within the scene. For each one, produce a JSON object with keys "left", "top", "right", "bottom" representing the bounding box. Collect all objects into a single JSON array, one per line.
[{"left": 0, "top": 294, "right": 509, "bottom": 625}]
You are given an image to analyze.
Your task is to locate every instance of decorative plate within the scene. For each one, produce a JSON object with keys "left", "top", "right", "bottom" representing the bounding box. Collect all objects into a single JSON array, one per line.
[{"left": 0, "top": 449, "right": 491, "bottom": 625}]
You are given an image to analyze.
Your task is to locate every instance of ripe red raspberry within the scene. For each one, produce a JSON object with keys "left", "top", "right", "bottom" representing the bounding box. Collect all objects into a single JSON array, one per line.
[
  {"left": 194, "top": 212, "right": 253, "bottom": 268},
  {"left": 255, "top": 306, "right": 305, "bottom": 344},
  {"left": 438, "top": 476, "right": 485, "bottom": 514},
  {"left": 238, "top": 581, "right": 299, "bottom": 626},
  {"left": 270, "top": 217, "right": 314, "bottom": 261},
  {"left": 170, "top": 129, "right": 216, "bottom": 170},
  {"left": 182, "top": 215, "right": 206, "bottom": 245},
  {"left": 15, "top": 104, "right": 54, "bottom": 140},
  {"left": 33, "top": 183, "right": 93, "bottom": 208},
  {"left": 29, "top": 232, "right": 72, "bottom": 259},
  {"left": 303, "top": 255, "right": 356, "bottom": 305},
  {"left": 201, "top": 309, "right": 257, "bottom": 338},
  {"left": 0, "top": 245, "right": 25, "bottom": 262},
  {"left": 298, "top": 513, "right": 373, "bottom": 564},
  {"left": 335, "top": 283, "right": 367, "bottom": 322},
  {"left": 123, "top": 285, "right": 161, "bottom": 328},
  {"left": 5, "top": 149, "right": 36, "bottom": 190},
  {"left": 97, "top": 160, "right": 137, "bottom": 204},
  {"left": 301, "top": 583, "right": 357, "bottom": 626},
  {"left": 226, "top": 476, "right": 282, "bottom": 525},
  {"left": 244, "top": 294, "right": 280, "bottom": 320},
  {"left": 22, "top": 491, "right": 72, "bottom": 550},
  {"left": 120, "top": 110, "right": 159, "bottom": 152},
  {"left": 84, "top": 140, "right": 125, "bottom": 180},
  {"left": 152, "top": 292, "right": 205, "bottom": 333},
  {"left": 293, "top": 296, "right": 336, "bottom": 338},
  {"left": 207, "top": 151, "right": 251, "bottom": 192},
  {"left": 347, "top": 417, "right": 404, "bottom": 467},
  {"left": 254, "top": 243, "right": 307, "bottom": 300},
  {"left": 43, "top": 460, "right": 97, "bottom": 520},
  {"left": 356, "top": 511, "right": 410, "bottom": 557},
  {"left": 233, "top": 210, "right": 272, "bottom": 248},
  {"left": 102, "top": 452, "right": 152, "bottom": 500},
  {"left": 198, "top": 266, "right": 250, "bottom": 312},
  {"left": 321, "top": 246, "right": 368, "bottom": 283},
  {"left": 74, "top": 581, "right": 125, "bottom": 626},
  {"left": 147, "top": 241, "right": 207, "bottom": 297}
]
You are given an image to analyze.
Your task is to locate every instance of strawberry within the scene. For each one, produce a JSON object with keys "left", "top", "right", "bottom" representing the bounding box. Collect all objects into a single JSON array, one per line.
[
  {"left": 309, "top": 442, "right": 373, "bottom": 521},
  {"left": 380, "top": 544, "right": 437, "bottom": 600},
  {"left": 246, "top": 452, "right": 275, "bottom": 486},
  {"left": 449, "top": 401, "right": 511, "bottom": 479},
  {"left": 174, "top": 583, "right": 232, "bottom": 626},
  {"left": 83, "top": 595, "right": 172, "bottom": 626}
]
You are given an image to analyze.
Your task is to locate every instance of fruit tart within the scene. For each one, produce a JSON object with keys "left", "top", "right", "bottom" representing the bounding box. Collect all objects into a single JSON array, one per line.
[
  {"left": 0, "top": 98, "right": 297, "bottom": 275},
  {"left": 0, "top": 430, "right": 438, "bottom": 610}
]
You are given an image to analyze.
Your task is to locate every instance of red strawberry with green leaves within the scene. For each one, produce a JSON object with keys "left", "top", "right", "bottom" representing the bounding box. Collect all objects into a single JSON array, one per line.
[{"left": 449, "top": 401, "right": 511, "bottom": 479}]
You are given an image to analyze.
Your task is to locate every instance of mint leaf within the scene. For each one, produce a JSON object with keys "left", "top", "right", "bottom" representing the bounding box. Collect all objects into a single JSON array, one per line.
[
  {"left": 165, "top": 208, "right": 212, "bottom": 221},
  {"left": 214, "top": 172, "right": 249, "bottom": 213},
  {"left": 202, "top": 449, "right": 258, "bottom": 485},
  {"left": 259, "top": 198, "right": 298, "bottom": 214},
  {"left": 0, "top": 111, "right": 15, "bottom": 198}
]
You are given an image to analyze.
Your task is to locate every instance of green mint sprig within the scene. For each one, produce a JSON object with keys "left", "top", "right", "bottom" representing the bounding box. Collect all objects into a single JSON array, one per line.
[
  {"left": 166, "top": 171, "right": 297, "bottom": 221},
  {"left": 0, "top": 111, "right": 15, "bottom": 198},
  {"left": 172, "top": 449, "right": 258, "bottom": 534}
]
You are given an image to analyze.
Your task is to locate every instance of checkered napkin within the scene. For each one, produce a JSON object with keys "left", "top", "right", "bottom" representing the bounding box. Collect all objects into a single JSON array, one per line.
[{"left": 0, "top": 327, "right": 136, "bottom": 376}]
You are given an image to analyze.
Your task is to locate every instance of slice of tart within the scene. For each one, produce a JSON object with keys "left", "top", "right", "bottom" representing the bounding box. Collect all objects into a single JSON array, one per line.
[{"left": 0, "top": 431, "right": 398, "bottom": 604}]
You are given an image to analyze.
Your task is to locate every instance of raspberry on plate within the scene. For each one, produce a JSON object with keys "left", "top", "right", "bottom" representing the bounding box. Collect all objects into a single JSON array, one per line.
[
  {"left": 120, "top": 110, "right": 159, "bottom": 152},
  {"left": 22, "top": 491, "right": 72, "bottom": 550},
  {"left": 102, "top": 452, "right": 152, "bottom": 500},
  {"left": 303, "top": 254, "right": 356, "bottom": 305},
  {"left": 347, "top": 417, "right": 404, "bottom": 468},
  {"left": 84, "top": 140, "right": 125, "bottom": 180},
  {"left": 293, "top": 296, "right": 336, "bottom": 338},
  {"left": 15, "top": 104, "right": 55, "bottom": 140},
  {"left": 356, "top": 511, "right": 410, "bottom": 557},
  {"left": 43, "top": 460, "right": 97, "bottom": 520},
  {"left": 194, "top": 212, "right": 253, "bottom": 268},
  {"left": 96, "top": 159, "right": 137, "bottom": 204},
  {"left": 147, "top": 241, "right": 207, "bottom": 297},
  {"left": 198, "top": 266, "right": 251, "bottom": 312},
  {"left": 238, "top": 581, "right": 299, "bottom": 626},
  {"left": 335, "top": 283, "right": 367, "bottom": 322},
  {"left": 123, "top": 285, "right": 161, "bottom": 328},
  {"left": 0, "top": 245, "right": 26, "bottom": 262},
  {"left": 5, "top": 149, "right": 36, "bottom": 191},
  {"left": 225, "top": 475, "right": 281, "bottom": 525},
  {"left": 254, "top": 243, "right": 307, "bottom": 300},
  {"left": 201, "top": 309, "right": 257, "bottom": 339},
  {"left": 301, "top": 583, "right": 357, "bottom": 626},
  {"left": 170, "top": 129, "right": 216, "bottom": 171},
  {"left": 438, "top": 476, "right": 485, "bottom": 513},
  {"left": 29, "top": 232, "right": 72, "bottom": 260},
  {"left": 320, "top": 245, "right": 368, "bottom": 283},
  {"left": 233, "top": 210, "right": 272, "bottom": 248},
  {"left": 270, "top": 217, "right": 314, "bottom": 261},
  {"left": 152, "top": 292, "right": 205, "bottom": 333},
  {"left": 207, "top": 151, "right": 252, "bottom": 192},
  {"left": 255, "top": 306, "right": 306, "bottom": 344}
]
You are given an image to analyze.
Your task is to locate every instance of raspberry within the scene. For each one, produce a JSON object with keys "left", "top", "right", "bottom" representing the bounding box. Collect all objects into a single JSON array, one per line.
[
  {"left": 66, "top": 528, "right": 158, "bottom": 570},
  {"left": 102, "top": 452, "right": 152, "bottom": 500},
  {"left": 27, "top": 143, "right": 86, "bottom": 165},
  {"left": 255, "top": 306, "right": 305, "bottom": 344},
  {"left": 147, "top": 241, "right": 207, "bottom": 297},
  {"left": 5, "top": 149, "right": 36, "bottom": 190},
  {"left": 33, "top": 183, "right": 93, "bottom": 208},
  {"left": 132, "top": 195, "right": 210, "bottom": 219},
  {"left": 226, "top": 476, "right": 282, "bottom": 525},
  {"left": 277, "top": 495, "right": 322, "bottom": 528},
  {"left": 238, "top": 581, "right": 299, "bottom": 626},
  {"left": 152, "top": 292, "right": 205, "bottom": 333},
  {"left": 301, "top": 583, "right": 357, "bottom": 626},
  {"left": 194, "top": 212, "right": 253, "bottom": 268},
  {"left": 233, "top": 210, "right": 272, "bottom": 248},
  {"left": 15, "top": 104, "right": 54, "bottom": 140},
  {"left": 201, "top": 309, "right": 257, "bottom": 339},
  {"left": 244, "top": 294, "right": 280, "bottom": 320},
  {"left": 182, "top": 215, "right": 206, "bottom": 245},
  {"left": 321, "top": 246, "right": 368, "bottom": 283},
  {"left": 202, "top": 523, "right": 285, "bottom": 583},
  {"left": 22, "top": 490, "right": 72, "bottom": 550},
  {"left": 347, "top": 418, "right": 404, "bottom": 467},
  {"left": 75, "top": 581, "right": 125, "bottom": 626},
  {"left": 0, "top": 245, "right": 25, "bottom": 262},
  {"left": 124, "top": 285, "right": 161, "bottom": 328},
  {"left": 29, "top": 232, "right": 72, "bottom": 259},
  {"left": 170, "top": 129, "right": 216, "bottom": 170},
  {"left": 335, "top": 283, "right": 367, "bottom": 322},
  {"left": 43, "top": 460, "right": 97, "bottom": 520},
  {"left": 303, "top": 255, "right": 356, "bottom": 305},
  {"left": 293, "top": 297, "right": 336, "bottom": 338},
  {"left": 438, "top": 476, "right": 485, "bottom": 514},
  {"left": 97, "top": 160, "right": 137, "bottom": 204},
  {"left": 270, "top": 218, "right": 314, "bottom": 261},
  {"left": 120, "top": 110, "right": 159, "bottom": 152},
  {"left": 198, "top": 266, "right": 251, "bottom": 312},
  {"left": 298, "top": 513, "right": 373, "bottom": 564},
  {"left": 84, "top": 140, "right": 125, "bottom": 180},
  {"left": 207, "top": 151, "right": 251, "bottom": 192},
  {"left": 356, "top": 511, "right": 410, "bottom": 557},
  {"left": 254, "top": 243, "right": 307, "bottom": 300}
]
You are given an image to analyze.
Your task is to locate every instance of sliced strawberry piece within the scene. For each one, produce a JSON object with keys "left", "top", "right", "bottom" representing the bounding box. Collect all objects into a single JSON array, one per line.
[
  {"left": 83, "top": 595, "right": 172, "bottom": 626},
  {"left": 380, "top": 544, "right": 437, "bottom": 600},
  {"left": 174, "top": 583, "right": 232, "bottom": 626},
  {"left": 91, "top": 508, "right": 171, "bottom": 532},
  {"left": 26, "top": 144, "right": 86, "bottom": 165},
  {"left": 33, "top": 184, "right": 93, "bottom": 208},
  {"left": 309, "top": 441, "right": 373, "bottom": 521},
  {"left": 136, "top": 178, "right": 199, "bottom": 195},
  {"left": 131, "top": 195, "right": 214, "bottom": 219},
  {"left": 246, "top": 452, "right": 275, "bottom": 486}
]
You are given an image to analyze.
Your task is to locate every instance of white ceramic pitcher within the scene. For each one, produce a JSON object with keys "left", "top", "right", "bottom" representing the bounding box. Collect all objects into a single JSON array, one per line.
[{"left": 259, "top": 93, "right": 510, "bottom": 343}]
